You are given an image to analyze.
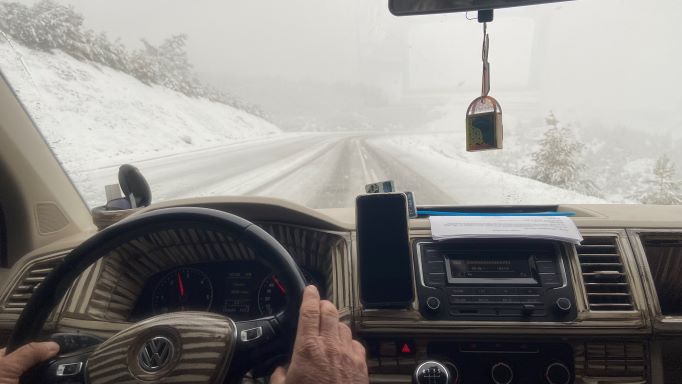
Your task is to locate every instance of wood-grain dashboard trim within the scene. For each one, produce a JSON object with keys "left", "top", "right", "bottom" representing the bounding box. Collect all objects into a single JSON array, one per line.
[{"left": 0, "top": 222, "right": 352, "bottom": 341}]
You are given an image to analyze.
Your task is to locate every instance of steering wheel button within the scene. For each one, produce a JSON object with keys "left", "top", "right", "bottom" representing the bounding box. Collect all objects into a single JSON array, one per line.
[
  {"left": 240, "top": 326, "right": 263, "bottom": 342},
  {"left": 56, "top": 362, "right": 83, "bottom": 376}
]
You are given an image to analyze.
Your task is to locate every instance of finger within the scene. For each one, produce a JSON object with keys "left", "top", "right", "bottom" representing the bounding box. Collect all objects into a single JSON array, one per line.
[
  {"left": 270, "top": 366, "right": 287, "bottom": 384},
  {"left": 0, "top": 348, "right": 6, "bottom": 358},
  {"left": 295, "top": 285, "right": 321, "bottom": 343},
  {"left": 338, "top": 322, "right": 353, "bottom": 349},
  {"left": 2, "top": 342, "right": 60, "bottom": 373},
  {"left": 352, "top": 340, "right": 366, "bottom": 359},
  {"left": 319, "top": 300, "right": 339, "bottom": 340}
]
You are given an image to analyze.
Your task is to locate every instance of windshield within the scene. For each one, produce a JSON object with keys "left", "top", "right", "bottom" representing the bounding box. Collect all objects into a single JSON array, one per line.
[{"left": 1, "top": 0, "right": 681, "bottom": 209}]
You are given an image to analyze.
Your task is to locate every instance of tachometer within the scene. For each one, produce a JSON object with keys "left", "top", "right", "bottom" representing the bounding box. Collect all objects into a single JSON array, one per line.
[
  {"left": 257, "top": 269, "right": 318, "bottom": 316},
  {"left": 152, "top": 268, "right": 213, "bottom": 314}
]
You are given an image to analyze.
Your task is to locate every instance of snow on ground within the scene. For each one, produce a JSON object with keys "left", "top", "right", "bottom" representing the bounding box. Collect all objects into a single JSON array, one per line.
[
  {"left": 0, "top": 39, "right": 280, "bottom": 174},
  {"left": 371, "top": 133, "right": 607, "bottom": 205},
  {"left": 0, "top": 38, "right": 613, "bottom": 208}
]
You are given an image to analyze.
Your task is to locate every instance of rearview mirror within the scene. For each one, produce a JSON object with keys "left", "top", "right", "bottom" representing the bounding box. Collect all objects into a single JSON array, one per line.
[{"left": 389, "top": 0, "right": 572, "bottom": 16}]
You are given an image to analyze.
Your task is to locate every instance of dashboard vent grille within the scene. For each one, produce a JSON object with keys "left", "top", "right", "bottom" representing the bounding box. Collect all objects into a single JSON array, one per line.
[
  {"left": 575, "top": 342, "right": 646, "bottom": 378},
  {"left": 3, "top": 257, "right": 63, "bottom": 313},
  {"left": 577, "top": 237, "right": 634, "bottom": 311}
]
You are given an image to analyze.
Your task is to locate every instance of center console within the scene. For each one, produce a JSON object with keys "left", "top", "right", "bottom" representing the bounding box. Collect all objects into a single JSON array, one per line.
[
  {"left": 414, "top": 239, "right": 578, "bottom": 322},
  {"left": 354, "top": 199, "right": 586, "bottom": 383},
  {"left": 365, "top": 338, "right": 574, "bottom": 384},
  {"left": 360, "top": 238, "right": 582, "bottom": 383}
]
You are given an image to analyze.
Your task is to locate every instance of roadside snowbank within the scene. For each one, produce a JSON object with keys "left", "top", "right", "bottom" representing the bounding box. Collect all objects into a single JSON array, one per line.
[
  {"left": 371, "top": 133, "right": 607, "bottom": 204},
  {"left": 0, "top": 39, "right": 280, "bottom": 173}
]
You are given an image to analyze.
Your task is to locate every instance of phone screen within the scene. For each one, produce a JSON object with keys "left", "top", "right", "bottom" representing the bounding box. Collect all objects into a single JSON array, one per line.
[{"left": 356, "top": 193, "right": 414, "bottom": 308}]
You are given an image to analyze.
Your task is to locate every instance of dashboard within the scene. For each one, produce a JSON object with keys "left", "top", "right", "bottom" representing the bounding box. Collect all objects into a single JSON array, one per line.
[
  {"left": 1, "top": 198, "right": 682, "bottom": 384},
  {"left": 130, "top": 261, "right": 325, "bottom": 321}
]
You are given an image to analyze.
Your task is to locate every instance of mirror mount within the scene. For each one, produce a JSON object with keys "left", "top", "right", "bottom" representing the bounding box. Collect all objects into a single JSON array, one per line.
[{"left": 477, "top": 9, "right": 494, "bottom": 23}]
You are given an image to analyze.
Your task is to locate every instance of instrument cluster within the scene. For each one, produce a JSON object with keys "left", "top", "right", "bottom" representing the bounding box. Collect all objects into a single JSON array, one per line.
[{"left": 130, "top": 261, "right": 323, "bottom": 321}]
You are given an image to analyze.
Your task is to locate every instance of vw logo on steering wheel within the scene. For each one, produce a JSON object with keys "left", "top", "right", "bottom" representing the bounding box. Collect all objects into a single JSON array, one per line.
[{"left": 138, "top": 336, "right": 175, "bottom": 372}]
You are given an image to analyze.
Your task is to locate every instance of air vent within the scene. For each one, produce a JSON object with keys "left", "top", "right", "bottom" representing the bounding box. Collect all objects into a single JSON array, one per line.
[
  {"left": 3, "top": 257, "right": 63, "bottom": 313},
  {"left": 575, "top": 342, "right": 646, "bottom": 378},
  {"left": 576, "top": 237, "right": 634, "bottom": 311}
]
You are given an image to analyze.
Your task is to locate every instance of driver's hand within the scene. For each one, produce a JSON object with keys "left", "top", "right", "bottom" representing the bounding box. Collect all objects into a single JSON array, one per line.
[
  {"left": 0, "top": 342, "right": 59, "bottom": 384},
  {"left": 270, "top": 285, "right": 369, "bottom": 384}
]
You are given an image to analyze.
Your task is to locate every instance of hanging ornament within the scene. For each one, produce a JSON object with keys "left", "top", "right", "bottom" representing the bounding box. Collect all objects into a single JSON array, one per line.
[{"left": 466, "top": 21, "right": 503, "bottom": 151}]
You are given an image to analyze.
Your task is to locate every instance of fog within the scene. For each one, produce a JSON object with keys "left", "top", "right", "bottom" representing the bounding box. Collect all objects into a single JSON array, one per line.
[{"left": 43, "top": 0, "right": 682, "bottom": 133}]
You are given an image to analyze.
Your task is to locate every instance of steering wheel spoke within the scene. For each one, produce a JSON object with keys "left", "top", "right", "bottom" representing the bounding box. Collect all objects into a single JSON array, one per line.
[
  {"left": 86, "top": 312, "right": 236, "bottom": 384},
  {"left": 21, "top": 347, "right": 94, "bottom": 383},
  {"left": 224, "top": 316, "right": 292, "bottom": 379},
  {"left": 235, "top": 316, "right": 279, "bottom": 350}
]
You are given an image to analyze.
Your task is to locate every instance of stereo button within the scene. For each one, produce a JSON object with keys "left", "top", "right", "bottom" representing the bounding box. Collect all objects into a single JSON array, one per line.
[
  {"left": 426, "top": 296, "right": 441, "bottom": 312},
  {"left": 425, "top": 273, "right": 446, "bottom": 287},
  {"left": 500, "top": 288, "right": 515, "bottom": 295},
  {"left": 519, "top": 288, "right": 540, "bottom": 295},
  {"left": 491, "top": 362, "right": 514, "bottom": 384},
  {"left": 537, "top": 261, "right": 556, "bottom": 273},
  {"left": 545, "top": 362, "right": 571, "bottom": 384},
  {"left": 555, "top": 297, "right": 572, "bottom": 313},
  {"left": 541, "top": 275, "right": 561, "bottom": 286},
  {"left": 425, "top": 261, "right": 445, "bottom": 273}
]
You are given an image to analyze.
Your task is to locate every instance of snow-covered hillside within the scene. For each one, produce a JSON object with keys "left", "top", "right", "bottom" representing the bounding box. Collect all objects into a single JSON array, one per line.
[{"left": 0, "top": 39, "right": 280, "bottom": 172}]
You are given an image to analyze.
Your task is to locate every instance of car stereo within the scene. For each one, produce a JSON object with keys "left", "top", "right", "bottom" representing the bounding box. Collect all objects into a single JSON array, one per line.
[{"left": 415, "top": 239, "right": 577, "bottom": 321}]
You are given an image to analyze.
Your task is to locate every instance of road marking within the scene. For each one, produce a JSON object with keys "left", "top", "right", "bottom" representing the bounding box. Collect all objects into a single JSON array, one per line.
[{"left": 355, "top": 139, "right": 378, "bottom": 184}]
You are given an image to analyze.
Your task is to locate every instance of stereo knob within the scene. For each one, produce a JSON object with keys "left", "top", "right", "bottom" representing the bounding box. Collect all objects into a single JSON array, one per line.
[
  {"left": 555, "top": 297, "right": 572, "bottom": 313},
  {"left": 443, "top": 362, "right": 460, "bottom": 384},
  {"left": 491, "top": 362, "right": 513, "bottom": 384},
  {"left": 522, "top": 304, "right": 535, "bottom": 316},
  {"left": 545, "top": 362, "right": 571, "bottom": 384},
  {"left": 413, "top": 361, "right": 452, "bottom": 384},
  {"left": 426, "top": 296, "right": 441, "bottom": 312}
]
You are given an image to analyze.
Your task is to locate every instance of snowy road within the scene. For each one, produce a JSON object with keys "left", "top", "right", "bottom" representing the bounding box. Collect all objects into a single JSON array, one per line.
[{"left": 81, "top": 132, "right": 455, "bottom": 209}]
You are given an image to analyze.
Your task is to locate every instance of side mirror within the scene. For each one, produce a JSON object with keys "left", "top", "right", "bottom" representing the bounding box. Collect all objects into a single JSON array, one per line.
[
  {"left": 92, "top": 164, "right": 152, "bottom": 230},
  {"left": 118, "top": 164, "right": 152, "bottom": 209}
]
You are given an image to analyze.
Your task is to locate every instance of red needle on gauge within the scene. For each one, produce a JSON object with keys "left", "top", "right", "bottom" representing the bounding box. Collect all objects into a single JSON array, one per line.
[
  {"left": 177, "top": 272, "right": 186, "bottom": 297},
  {"left": 177, "top": 272, "right": 186, "bottom": 310},
  {"left": 272, "top": 276, "right": 286, "bottom": 294}
]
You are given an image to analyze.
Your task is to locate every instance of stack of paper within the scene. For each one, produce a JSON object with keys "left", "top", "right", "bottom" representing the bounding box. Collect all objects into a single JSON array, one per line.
[{"left": 429, "top": 216, "right": 583, "bottom": 244}]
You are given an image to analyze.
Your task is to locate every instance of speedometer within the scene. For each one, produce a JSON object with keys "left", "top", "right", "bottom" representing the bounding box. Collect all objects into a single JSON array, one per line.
[
  {"left": 152, "top": 268, "right": 213, "bottom": 314},
  {"left": 257, "top": 269, "right": 318, "bottom": 316}
]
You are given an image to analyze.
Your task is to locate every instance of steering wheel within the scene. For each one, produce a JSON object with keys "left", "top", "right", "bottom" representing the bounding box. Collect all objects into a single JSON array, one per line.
[{"left": 6, "top": 207, "right": 307, "bottom": 384}]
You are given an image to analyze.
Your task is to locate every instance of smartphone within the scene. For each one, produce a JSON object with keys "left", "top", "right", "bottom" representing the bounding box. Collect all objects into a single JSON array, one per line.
[{"left": 356, "top": 193, "right": 414, "bottom": 308}]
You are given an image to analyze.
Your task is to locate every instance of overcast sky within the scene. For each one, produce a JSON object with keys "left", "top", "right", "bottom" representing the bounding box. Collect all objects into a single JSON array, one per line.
[{"left": 33, "top": 0, "right": 682, "bottom": 132}]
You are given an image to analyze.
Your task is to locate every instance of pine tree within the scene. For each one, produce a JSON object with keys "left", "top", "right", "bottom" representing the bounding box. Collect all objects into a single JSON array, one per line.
[
  {"left": 156, "top": 34, "right": 194, "bottom": 93},
  {"left": 29, "top": 0, "right": 85, "bottom": 53},
  {"left": 639, "top": 154, "right": 682, "bottom": 204},
  {"left": 129, "top": 40, "right": 161, "bottom": 85},
  {"left": 528, "top": 112, "right": 598, "bottom": 195},
  {"left": 0, "top": 2, "right": 34, "bottom": 45}
]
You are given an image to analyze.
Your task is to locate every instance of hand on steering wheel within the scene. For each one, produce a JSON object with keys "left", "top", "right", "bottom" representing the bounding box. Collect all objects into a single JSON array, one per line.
[
  {"left": 0, "top": 342, "right": 59, "bottom": 384},
  {"left": 271, "top": 285, "right": 368, "bottom": 384},
  {"left": 1, "top": 287, "right": 371, "bottom": 384}
]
